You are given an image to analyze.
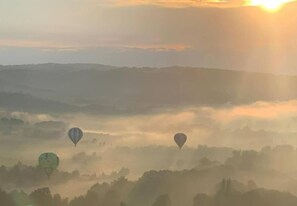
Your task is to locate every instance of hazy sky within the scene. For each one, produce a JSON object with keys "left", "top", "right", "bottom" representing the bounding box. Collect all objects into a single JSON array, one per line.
[{"left": 1, "top": 0, "right": 297, "bottom": 73}]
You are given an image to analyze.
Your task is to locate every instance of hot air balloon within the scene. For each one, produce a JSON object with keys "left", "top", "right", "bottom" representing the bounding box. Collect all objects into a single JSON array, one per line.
[
  {"left": 174, "top": 133, "right": 187, "bottom": 149},
  {"left": 68, "top": 127, "right": 83, "bottom": 146},
  {"left": 38, "top": 152, "right": 59, "bottom": 178}
]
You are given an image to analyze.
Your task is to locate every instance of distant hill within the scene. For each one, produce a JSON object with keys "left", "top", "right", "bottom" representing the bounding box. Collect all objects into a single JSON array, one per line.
[
  {"left": 0, "top": 91, "right": 76, "bottom": 113},
  {"left": 0, "top": 63, "right": 116, "bottom": 72},
  {"left": 1, "top": 64, "right": 297, "bottom": 114}
]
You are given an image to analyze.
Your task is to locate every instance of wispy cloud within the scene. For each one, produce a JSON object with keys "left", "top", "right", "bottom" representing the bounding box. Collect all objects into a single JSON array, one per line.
[
  {"left": 2, "top": 0, "right": 297, "bottom": 71},
  {"left": 215, "top": 100, "right": 297, "bottom": 121},
  {"left": 61, "top": 99, "right": 297, "bottom": 149},
  {"left": 101, "top": 0, "right": 297, "bottom": 8},
  {"left": 104, "top": 0, "right": 247, "bottom": 8}
]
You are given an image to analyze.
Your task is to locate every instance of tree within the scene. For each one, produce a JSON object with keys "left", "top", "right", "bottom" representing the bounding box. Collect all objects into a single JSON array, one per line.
[
  {"left": 30, "top": 188, "right": 53, "bottom": 206},
  {"left": 0, "top": 188, "right": 13, "bottom": 206},
  {"left": 152, "top": 194, "right": 171, "bottom": 206},
  {"left": 193, "top": 194, "right": 212, "bottom": 206}
]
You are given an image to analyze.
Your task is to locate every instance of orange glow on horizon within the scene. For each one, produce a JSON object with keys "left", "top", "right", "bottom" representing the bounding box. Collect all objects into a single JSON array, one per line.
[{"left": 249, "top": 0, "right": 294, "bottom": 11}]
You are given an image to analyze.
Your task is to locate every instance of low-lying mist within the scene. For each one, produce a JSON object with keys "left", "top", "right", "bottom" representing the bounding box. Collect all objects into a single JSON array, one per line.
[{"left": 2, "top": 100, "right": 297, "bottom": 200}]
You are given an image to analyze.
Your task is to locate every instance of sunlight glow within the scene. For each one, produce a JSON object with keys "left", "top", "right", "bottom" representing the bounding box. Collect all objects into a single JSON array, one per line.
[{"left": 249, "top": 0, "right": 294, "bottom": 11}]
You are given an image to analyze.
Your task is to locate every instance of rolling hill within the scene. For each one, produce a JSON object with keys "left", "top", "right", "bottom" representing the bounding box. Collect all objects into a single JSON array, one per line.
[{"left": 1, "top": 64, "right": 297, "bottom": 114}]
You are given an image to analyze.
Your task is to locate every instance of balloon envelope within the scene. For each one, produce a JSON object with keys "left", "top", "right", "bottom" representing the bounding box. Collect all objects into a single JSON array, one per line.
[
  {"left": 38, "top": 152, "right": 59, "bottom": 177},
  {"left": 174, "top": 133, "right": 187, "bottom": 149},
  {"left": 68, "top": 127, "right": 83, "bottom": 146}
]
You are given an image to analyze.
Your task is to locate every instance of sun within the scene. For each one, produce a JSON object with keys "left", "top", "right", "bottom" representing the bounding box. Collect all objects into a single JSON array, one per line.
[{"left": 249, "top": 0, "right": 294, "bottom": 11}]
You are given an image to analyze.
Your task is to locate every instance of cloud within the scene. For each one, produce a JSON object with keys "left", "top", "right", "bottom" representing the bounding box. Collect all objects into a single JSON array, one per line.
[
  {"left": 2, "top": 2, "right": 297, "bottom": 72},
  {"left": 64, "top": 99, "right": 297, "bottom": 149},
  {"left": 102, "top": 0, "right": 249, "bottom": 8},
  {"left": 3, "top": 99, "right": 297, "bottom": 175},
  {"left": 3, "top": 98, "right": 297, "bottom": 148},
  {"left": 71, "top": 152, "right": 101, "bottom": 167},
  {"left": 215, "top": 100, "right": 297, "bottom": 121}
]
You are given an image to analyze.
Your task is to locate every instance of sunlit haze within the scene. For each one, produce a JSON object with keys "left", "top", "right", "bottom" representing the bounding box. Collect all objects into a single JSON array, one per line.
[
  {"left": 249, "top": 0, "right": 294, "bottom": 11},
  {"left": 1, "top": 1, "right": 297, "bottom": 206}
]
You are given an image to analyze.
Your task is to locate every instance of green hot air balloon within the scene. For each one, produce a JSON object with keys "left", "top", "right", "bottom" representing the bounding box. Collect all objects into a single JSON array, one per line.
[
  {"left": 68, "top": 127, "right": 83, "bottom": 147},
  {"left": 174, "top": 133, "right": 187, "bottom": 150},
  {"left": 38, "top": 153, "right": 59, "bottom": 178}
]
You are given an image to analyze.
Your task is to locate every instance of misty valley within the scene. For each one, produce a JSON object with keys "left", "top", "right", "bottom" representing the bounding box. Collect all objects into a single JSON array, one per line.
[
  {"left": 1, "top": 64, "right": 297, "bottom": 205},
  {"left": 3, "top": 0, "right": 297, "bottom": 204}
]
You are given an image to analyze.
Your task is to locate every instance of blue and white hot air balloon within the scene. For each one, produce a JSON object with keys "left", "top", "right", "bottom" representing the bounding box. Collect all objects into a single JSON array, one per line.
[{"left": 68, "top": 127, "right": 83, "bottom": 147}]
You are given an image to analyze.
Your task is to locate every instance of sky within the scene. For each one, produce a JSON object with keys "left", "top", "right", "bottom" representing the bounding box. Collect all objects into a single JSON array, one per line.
[{"left": 1, "top": 0, "right": 297, "bottom": 73}]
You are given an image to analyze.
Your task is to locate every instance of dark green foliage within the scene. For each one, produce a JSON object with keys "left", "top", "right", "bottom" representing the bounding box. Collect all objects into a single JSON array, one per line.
[
  {"left": 193, "top": 179, "right": 297, "bottom": 206},
  {"left": 1, "top": 177, "right": 297, "bottom": 206},
  {"left": 0, "top": 188, "right": 13, "bottom": 206},
  {"left": 0, "top": 162, "right": 80, "bottom": 188},
  {"left": 30, "top": 188, "right": 53, "bottom": 206}
]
